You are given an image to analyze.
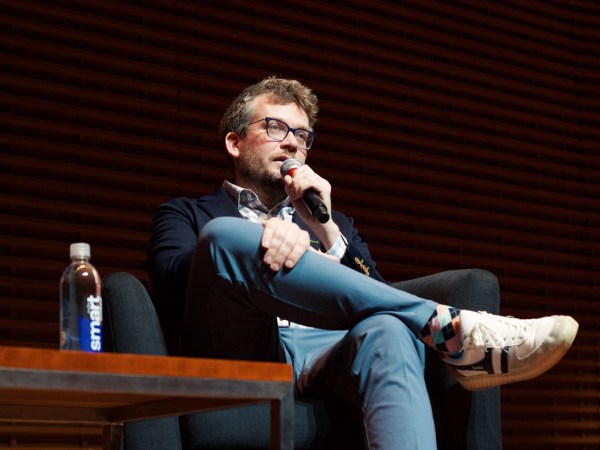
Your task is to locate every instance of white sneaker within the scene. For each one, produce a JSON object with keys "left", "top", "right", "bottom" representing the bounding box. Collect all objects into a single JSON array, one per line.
[{"left": 443, "top": 310, "right": 579, "bottom": 391}]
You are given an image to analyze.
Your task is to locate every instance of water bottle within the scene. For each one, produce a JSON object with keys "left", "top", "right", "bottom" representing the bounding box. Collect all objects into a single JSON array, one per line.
[{"left": 60, "top": 242, "right": 102, "bottom": 352}]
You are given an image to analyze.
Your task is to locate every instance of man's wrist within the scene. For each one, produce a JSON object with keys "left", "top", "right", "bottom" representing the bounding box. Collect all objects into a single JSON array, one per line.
[{"left": 325, "top": 233, "right": 348, "bottom": 259}]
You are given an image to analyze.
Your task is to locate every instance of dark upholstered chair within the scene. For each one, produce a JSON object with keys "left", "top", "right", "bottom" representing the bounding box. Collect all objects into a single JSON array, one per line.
[{"left": 102, "top": 271, "right": 501, "bottom": 450}]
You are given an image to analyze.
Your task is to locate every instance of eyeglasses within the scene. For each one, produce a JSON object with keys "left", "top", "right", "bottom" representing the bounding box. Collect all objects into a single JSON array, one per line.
[{"left": 249, "top": 117, "right": 316, "bottom": 150}]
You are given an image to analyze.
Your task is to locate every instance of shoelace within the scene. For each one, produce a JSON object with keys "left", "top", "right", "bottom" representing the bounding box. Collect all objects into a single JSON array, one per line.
[{"left": 464, "top": 312, "right": 531, "bottom": 349}]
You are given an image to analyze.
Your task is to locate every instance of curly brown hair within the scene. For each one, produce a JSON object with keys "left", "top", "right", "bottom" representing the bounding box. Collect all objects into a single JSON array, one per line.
[{"left": 219, "top": 77, "right": 319, "bottom": 137}]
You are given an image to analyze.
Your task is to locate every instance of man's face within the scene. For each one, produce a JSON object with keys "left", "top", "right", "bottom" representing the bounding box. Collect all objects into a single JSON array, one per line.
[{"left": 228, "top": 95, "right": 310, "bottom": 194}]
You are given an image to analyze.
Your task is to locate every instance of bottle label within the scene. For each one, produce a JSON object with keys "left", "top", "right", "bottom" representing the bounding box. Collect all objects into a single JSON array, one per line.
[{"left": 78, "top": 295, "right": 103, "bottom": 352}]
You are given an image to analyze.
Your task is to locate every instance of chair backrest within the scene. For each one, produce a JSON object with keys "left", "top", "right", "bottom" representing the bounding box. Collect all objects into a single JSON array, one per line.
[{"left": 102, "top": 272, "right": 182, "bottom": 450}]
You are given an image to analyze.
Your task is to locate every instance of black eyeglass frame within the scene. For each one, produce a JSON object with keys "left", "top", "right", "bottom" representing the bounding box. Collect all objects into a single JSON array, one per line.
[{"left": 248, "top": 117, "right": 316, "bottom": 150}]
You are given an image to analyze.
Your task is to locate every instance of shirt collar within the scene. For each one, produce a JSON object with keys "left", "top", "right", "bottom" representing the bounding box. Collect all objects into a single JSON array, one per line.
[{"left": 222, "top": 180, "right": 293, "bottom": 218}]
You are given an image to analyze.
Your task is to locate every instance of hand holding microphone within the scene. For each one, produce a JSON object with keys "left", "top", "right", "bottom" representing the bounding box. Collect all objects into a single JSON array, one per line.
[{"left": 280, "top": 159, "right": 330, "bottom": 224}]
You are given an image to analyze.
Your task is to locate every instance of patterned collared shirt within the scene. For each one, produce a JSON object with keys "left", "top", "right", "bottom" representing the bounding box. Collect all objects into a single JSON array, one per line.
[{"left": 223, "top": 180, "right": 294, "bottom": 224}]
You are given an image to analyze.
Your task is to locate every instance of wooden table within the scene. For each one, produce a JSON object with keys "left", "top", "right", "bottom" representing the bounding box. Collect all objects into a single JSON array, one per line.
[{"left": 0, "top": 346, "right": 294, "bottom": 449}]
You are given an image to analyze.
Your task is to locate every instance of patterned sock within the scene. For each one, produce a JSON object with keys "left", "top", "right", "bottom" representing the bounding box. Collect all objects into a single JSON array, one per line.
[{"left": 420, "top": 305, "right": 463, "bottom": 358}]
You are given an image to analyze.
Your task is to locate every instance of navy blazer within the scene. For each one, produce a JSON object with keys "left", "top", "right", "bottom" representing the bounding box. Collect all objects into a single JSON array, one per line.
[{"left": 147, "top": 187, "right": 385, "bottom": 314}]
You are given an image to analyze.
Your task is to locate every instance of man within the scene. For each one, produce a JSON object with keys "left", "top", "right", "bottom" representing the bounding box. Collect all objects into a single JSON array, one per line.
[{"left": 148, "top": 77, "right": 578, "bottom": 449}]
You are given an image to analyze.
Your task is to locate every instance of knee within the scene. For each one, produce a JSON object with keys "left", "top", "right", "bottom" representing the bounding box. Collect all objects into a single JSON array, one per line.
[
  {"left": 343, "top": 315, "right": 426, "bottom": 398},
  {"left": 349, "top": 315, "right": 425, "bottom": 368},
  {"left": 191, "top": 218, "right": 265, "bottom": 279},
  {"left": 198, "top": 217, "right": 263, "bottom": 254},
  {"left": 199, "top": 216, "right": 259, "bottom": 243}
]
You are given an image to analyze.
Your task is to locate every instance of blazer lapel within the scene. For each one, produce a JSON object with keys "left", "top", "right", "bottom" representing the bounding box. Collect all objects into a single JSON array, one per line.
[{"left": 197, "top": 187, "right": 242, "bottom": 219}]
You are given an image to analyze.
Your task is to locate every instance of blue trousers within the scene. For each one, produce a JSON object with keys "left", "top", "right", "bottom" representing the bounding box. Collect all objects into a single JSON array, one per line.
[{"left": 183, "top": 217, "right": 439, "bottom": 449}]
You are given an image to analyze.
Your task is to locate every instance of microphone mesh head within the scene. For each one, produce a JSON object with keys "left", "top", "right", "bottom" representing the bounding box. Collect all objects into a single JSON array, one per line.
[{"left": 280, "top": 158, "right": 302, "bottom": 177}]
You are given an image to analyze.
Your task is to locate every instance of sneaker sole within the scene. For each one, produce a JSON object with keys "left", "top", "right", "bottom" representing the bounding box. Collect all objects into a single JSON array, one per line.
[{"left": 453, "top": 316, "right": 579, "bottom": 392}]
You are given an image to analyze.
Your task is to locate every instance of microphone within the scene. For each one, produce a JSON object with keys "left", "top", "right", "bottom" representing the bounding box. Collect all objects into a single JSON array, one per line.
[{"left": 280, "top": 159, "right": 330, "bottom": 223}]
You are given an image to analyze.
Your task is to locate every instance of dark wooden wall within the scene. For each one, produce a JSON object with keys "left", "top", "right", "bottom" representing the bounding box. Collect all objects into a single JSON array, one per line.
[{"left": 1, "top": 1, "right": 598, "bottom": 447}]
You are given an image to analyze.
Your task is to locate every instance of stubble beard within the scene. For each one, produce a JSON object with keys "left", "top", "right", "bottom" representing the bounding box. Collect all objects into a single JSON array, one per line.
[{"left": 238, "top": 153, "right": 287, "bottom": 207}]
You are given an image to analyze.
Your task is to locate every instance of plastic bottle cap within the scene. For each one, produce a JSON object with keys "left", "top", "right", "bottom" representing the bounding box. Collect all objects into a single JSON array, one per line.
[{"left": 70, "top": 242, "right": 91, "bottom": 259}]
